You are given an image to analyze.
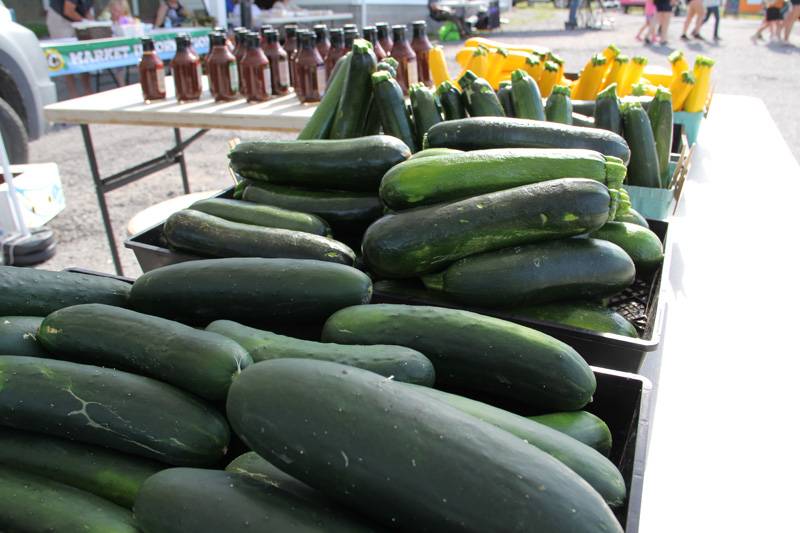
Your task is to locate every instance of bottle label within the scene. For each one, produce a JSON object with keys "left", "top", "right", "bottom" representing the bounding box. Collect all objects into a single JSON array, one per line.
[
  {"left": 263, "top": 66, "right": 272, "bottom": 96},
  {"left": 407, "top": 59, "right": 418, "bottom": 86},
  {"left": 229, "top": 61, "right": 239, "bottom": 93},
  {"left": 317, "top": 65, "right": 327, "bottom": 95},
  {"left": 156, "top": 67, "right": 165, "bottom": 93},
  {"left": 279, "top": 59, "right": 290, "bottom": 89}
]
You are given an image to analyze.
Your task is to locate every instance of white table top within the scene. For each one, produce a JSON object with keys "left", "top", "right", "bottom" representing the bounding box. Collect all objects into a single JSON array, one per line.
[
  {"left": 43, "top": 76, "right": 316, "bottom": 132},
  {"left": 638, "top": 94, "right": 800, "bottom": 532}
]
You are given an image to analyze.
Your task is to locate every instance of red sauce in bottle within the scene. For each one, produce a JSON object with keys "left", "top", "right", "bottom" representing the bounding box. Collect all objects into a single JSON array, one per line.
[
  {"left": 411, "top": 20, "right": 433, "bottom": 87},
  {"left": 362, "top": 26, "right": 387, "bottom": 60},
  {"left": 325, "top": 29, "right": 345, "bottom": 77},
  {"left": 390, "top": 25, "right": 417, "bottom": 95},
  {"left": 343, "top": 29, "right": 358, "bottom": 54},
  {"left": 233, "top": 28, "right": 248, "bottom": 83},
  {"left": 172, "top": 34, "right": 202, "bottom": 101},
  {"left": 207, "top": 32, "right": 239, "bottom": 101},
  {"left": 262, "top": 29, "right": 290, "bottom": 96},
  {"left": 313, "top": 24, "right": 330, "bottom": 60},
  {"left": 295, "top": 31, "right": 326, "bottom": 103},
  {"left": 240, "top": 32, "right": 271, "bottom": 102},
  {"left": 376, "top": 23, "right": 393, "bottom": 54},
  {"left": 138, "top": 36, "right": 166, "bottom": 101},
  {"left": 283, "top": 25, "right": 299, "bottom": 87}
]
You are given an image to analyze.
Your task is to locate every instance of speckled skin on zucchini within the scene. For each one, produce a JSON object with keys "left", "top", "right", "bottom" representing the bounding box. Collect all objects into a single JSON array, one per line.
[
  {"left": 364, "top": 178, "right": 613, "bottom": 278},
  {"left": 590, "top": 221, "right": 664, "bottom": 274},
  {"left": 0, "top": 316, "right": 48, "bottom": 356},
  {"left": 528, "top": 411, "right": 614, "bottom": 457},
  {"left": 189, "top": 198, "right": 331, "bottom": 236},
  {"left": 225, "top": 451, "right": 320, "bottom": 502},
  {"left": 0, "top": 356, "right": 230, "bottom": 466}
]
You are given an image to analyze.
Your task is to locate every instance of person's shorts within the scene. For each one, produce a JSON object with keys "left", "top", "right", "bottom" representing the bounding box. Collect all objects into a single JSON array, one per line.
[
  {"left": 791, "top": 0, "right": 800, "bottom": 7},
  {"left": 766, "top": 6, "right": 783, "bottom": 20},
  {"left": 45, "top": 8, "right": 76, "bottom": 39},
  {"left": 655, "top": 0, "right": 672, "bottom": 12}
]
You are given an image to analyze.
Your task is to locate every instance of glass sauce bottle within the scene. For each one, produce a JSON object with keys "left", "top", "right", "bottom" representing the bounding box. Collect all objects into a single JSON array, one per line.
[
  {"left": 139, "top": 36, "right": 166, "bottom": 101},
  {"left": 325, "top": 28, "right": 345, "bottom": 77},
  {"left": 172, "top": 34, "right": 202, "bottom": 101},
  {"left": 240, "top": 32, "right": 271, "bottom": 102},
  {"left": 313, "top": 25, "right": 330, "bottom": 60},
  {"left": 362, "top": 26, "right": 386, "bottom": 60},
  {"left": 295, "top": 31, "right": 326, "bottom": 103},
  {"left": 283, "top": 25, "right": 299, "bottom": 87},
  {"left": 343, "top": 28, "right": 358, "bottom": 53},
  {"left": 206, "top": 32, "right": 238, "bottom": 101},
  {"left": 376, "top": 22, "right": 393, "bottom": 54},
  {"left": 411, "top": 20, "right": 433, "bottom": 87},
  {"left": 262, "top": 29, "right": 289, "bottom": 96},
  {"left": 390, "top": 25, "right": 417, "bottom": 94}
]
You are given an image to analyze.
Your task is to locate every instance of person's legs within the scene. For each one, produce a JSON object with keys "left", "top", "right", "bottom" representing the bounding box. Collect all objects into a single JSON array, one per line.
[
  {"left": 712, "top": 6, "right": 721, "bottom": 37},
  {"left": 568, "top": 0, "right": 580, "bottom": 27},
  {"left": 659, "top": 12, "right": 671, "bottom": 43},
  {"left": 784, "top": 5, "right": 800, "bottom": 40},
  {"left": 693, "top": 4, "right": 707, "bottom": 33}
]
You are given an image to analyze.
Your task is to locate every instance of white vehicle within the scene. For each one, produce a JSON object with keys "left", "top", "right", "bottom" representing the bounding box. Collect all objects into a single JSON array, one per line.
[{"left": 0, "top": 1, "right": 57, "bottom": 163}]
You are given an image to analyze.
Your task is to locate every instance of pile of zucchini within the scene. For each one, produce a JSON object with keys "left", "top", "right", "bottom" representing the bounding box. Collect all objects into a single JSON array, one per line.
[{"left": 1, "top": 261, "right": 629, "bottom": 532}]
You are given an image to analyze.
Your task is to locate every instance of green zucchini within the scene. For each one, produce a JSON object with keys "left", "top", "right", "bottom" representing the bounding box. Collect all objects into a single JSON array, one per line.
[
  {"left": 242, "top": 182, "right": 383, "bottom": 225},
  {"left": 330, "top": 40, "right": 377, "bottom": 139},
  {"left": 0, "top": 356, "right": 230, "bottom": 465},
  {"left": 379, "top": 56, "right": 398, "bottom": 69},
  {"left": 528, "top": 411, "right": 613, "bottom": 457},
  {"left": 379, "top": 147, "right": 626, "bottom": 210},
  {"left": 648, "top": 87, "right": 674, "bottom": 188},
  {"left": 497, "top": 81, "right": 515, "bottom": 117},
  {"left": 622, "top": 101, "right": 661, "bottom": 188},
  {"left": 404, "top": 384, "right": 626, "bottom": 507},
  {"left": 226, "top": 360, "right": 621, "bottom": 531},
  {"left": 163, "top": 210, "right": 356, "bottom": 265},
  {"left": 409, "top": 83, "right": 442, "bottom": 148},
  {"left": 0, "top": 266, "right": 130, "bottom": 316},
  {"left": 572, "top": 99, "right": 596, "bottom": 116},
  {"left": 229, "top": 135, "right": 410, "bottom": 192},
  {"left": 362, "top": 95, "right": 383, "bottom": 135},
  {"left": 511, "top": 69, "right": 544, "bottom": 120},
  {"left": 437, "top": 238, "right": 635, "bottom": 307},
  {"left": 190, "top": 198, "right": 331, "bottom": 236},
  {"left": 511, "top": 301, "right": 638, "bottom": 338},
  {"left": 376, "top": 59, "right": 397, "bottom": 77},
  {"left": 38, "top": 303, "right": 253, "bottom": 401},
  {"left": 594, "top": 83, "right": 622, "bottom": 135},
  {"left": 233, "top": 177, "right": 250, "bottom": 198},
  {"left": 0, "top": 316, "right": 47, "bottom": 356},
  {"left": 408, "top": 147, "right": 463, "bottom": 160},
  {"left": 590, "top": 221, "right": 664, "bottom": 273},
  {"left": 372, "top": 70, "right": 417, "bottom": 152},
  {"left": 297, "top": 53, "right": 351, "bottom": 140},
  {"left": 458, "top": 70, "right": 505, "bottom": 117},
  {"left": 134, "top": 468, "right": 377, "bottom": 533},
  {"left": 436, "top": 79, "right": 466, "bottom": 120},
  {"left": 0, "top": 427, "right": 163, "bottom": 508},
  {"left": 225, "top": 452, "right": 319, "bottom": 501},
  {"left": 572, "top": 112, "right": 595, "bottom": 127},
  {"left": 206, "top": 319, "right": 435, "bottom": 385},
  {"left": 426, "top": 117, "right": 631, "bottom": 163},
  {"left": 545, "top": 85, "right": 573, "bottom": 124},
  {"left": 0, "top": 466, "right": 138, "bottom": 533},
  {"left": 363, "top": 178, "right": 613, "bottom": 278},
  {"left": 129, "top": 258, "right": 372, "bottom": 326},
  {"left": 322, "top": 304, "right": 596, "bottom": 411},
  {"left": 615, "top": 206, "right": 649, "bottom": 227}
]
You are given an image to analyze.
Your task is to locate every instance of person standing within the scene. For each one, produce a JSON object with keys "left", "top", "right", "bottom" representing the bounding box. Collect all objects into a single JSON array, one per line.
[
  {"left": 681, "top": 0, "right": 707, "bottom": 40},
  {"left": 636, "top": 0, "right": 658, "bottom": 43},
  {"left": 699, "top": 0, "right": 722, "bottom": 40},
  {"left": 155, "top": 0, "right": 188, "bottom": 28},
  {"left": 752, "top": 0, "right": 785, "bottom": 40},
  {"left": 654, "top": 0, "right": 675, "bottom": 45},
  {"left": 46, "top": 0, "right": 95, "bottom": 99},
  {"left": 783, "top": 0, "right": 800, "bottom": 42}
]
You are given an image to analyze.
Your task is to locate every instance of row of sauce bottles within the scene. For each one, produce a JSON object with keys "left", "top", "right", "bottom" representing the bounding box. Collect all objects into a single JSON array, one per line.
[{"left": 138, "top": 21, "right": 433, "bottom": 104}]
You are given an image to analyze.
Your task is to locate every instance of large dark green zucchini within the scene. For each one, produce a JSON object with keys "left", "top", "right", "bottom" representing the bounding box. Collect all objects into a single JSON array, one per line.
[
  {"left": 528, "top": 411, "right": 613, "bottom": 456},
  {"left": 590, "top": 221, "right": 664, "bottom": 273},
  {"left": 379, "top": 148, "right": 626, "bottom": 210},
  {"left": 134, "top": 468, "right": 378, "bottom": 533},
  {"left": 544, "top": 85, "right": 573, "bottom": 124},
  {"left": 0, "top": 266, "right": 130, "bottom": 316},
  {"left": 511, "top": 69, "right": 544, "bottom": 120},
  {"left": 404, "top": 384, "right": 626, "bottom": 507},
  {"left": 226, "top": 359, "right": 621, "bottom": 532},
  {"left": 206, "top": 319, "right": 434, "bottom": 385},
  {"left": 410, "top": 83, "right": 443, "bottom": 148},
  {"left": 0, "top": 316, "right": 48, "bottom": 356},
  {"left": 242, "top": 182, "right": 383, "bottom": 225},
  {"left": 648, "top": 87, "right": 674, "bottom": 188},
  {"left": 229, "top": 135, "right": 410, "bottom": 192},
  {"left": 297, "top": 53, "right": 351, "bottom": 140},
  {"left": 614, "top": 206, "right": 649, "bottom": 227},
  {"left": 38, "top": 304, "right": 253, "bottom": 401},
  {"left": 512, "top": 301, "right": 638, "bottom": 338},
  {"left": 329, "top": 40, "right": 377, "bottom": 139},
  {"left": 594, "top": 83, "right": 622, "bottom": 135},
  {"left": 436, "top": 80, "right": 466, "bottom": 120},
  {"left": 129, "top": 258, "right": 372, "bottom": 325},
  {"left": 458, "top": 70, "right": 505, "bottom": 117},
  {"left": 438, "top": 238, "right": 635, "bottom": 307},
  {"left": 426, "top": 117, "right": 631, "bottom": 164},
  {"left": 0, "top": 466, "right": 138, "bottom": 533},
  {"left": 0, "top": 356, "right": 229, "bottom": 465},
  {"left": 190, "top": 198, "right": 331, "bottom": 236},
  {"left": 363, "top": 178, "right": 612, "bottom": 278},
  {"left": 225, "top": 451, "right": 320, "bottom": 501},
  {"left": 408, "top": 147, "right": 463, "bottom": 159},
  {"left": 322, "top": 304, "right": 595, "bottom": 411},
  {"left": 0, "top": 427, "right": 163, "bottom": 508},
  {"left": 497, "top": 81, "right": 515, "bottom": 117},
  {"left": 622, "top": 102, "right": 661, "bottom": 188},
  {"left": 163, "top": 209, "right": 356, "bottom": 265},
  {"left": 372, "top": 71, "right": 417, "bottom": 152}
]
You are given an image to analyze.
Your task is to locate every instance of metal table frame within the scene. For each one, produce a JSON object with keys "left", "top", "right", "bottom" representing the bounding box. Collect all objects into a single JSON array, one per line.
[{"left": 79, "top": 124, "right": 208, "bottom": 275}]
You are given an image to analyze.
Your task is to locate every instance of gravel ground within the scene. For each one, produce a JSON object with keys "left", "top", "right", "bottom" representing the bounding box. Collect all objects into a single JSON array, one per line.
[{"left": 27, "top": 7, "right": 799, "bottom": 275}]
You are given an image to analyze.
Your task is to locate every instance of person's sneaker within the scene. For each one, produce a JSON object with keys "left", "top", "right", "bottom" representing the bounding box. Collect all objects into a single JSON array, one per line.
[
  {"left": 692, "top": 32, "right": 706, "bottom": 41},
  {"left": 714, "top": 35, "right": 721, "bottom": 41},
  {"left": 644, "top": 36, "right": 651, "bottom": 44},
  {"left": 680, "top": 33, "right": 689, "bottom": 40}
]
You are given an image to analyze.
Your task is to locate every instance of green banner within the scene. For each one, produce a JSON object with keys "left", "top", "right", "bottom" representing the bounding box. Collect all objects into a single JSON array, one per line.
[{"left": 41, "top": 28, "right": 211, "bottom": 77}]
